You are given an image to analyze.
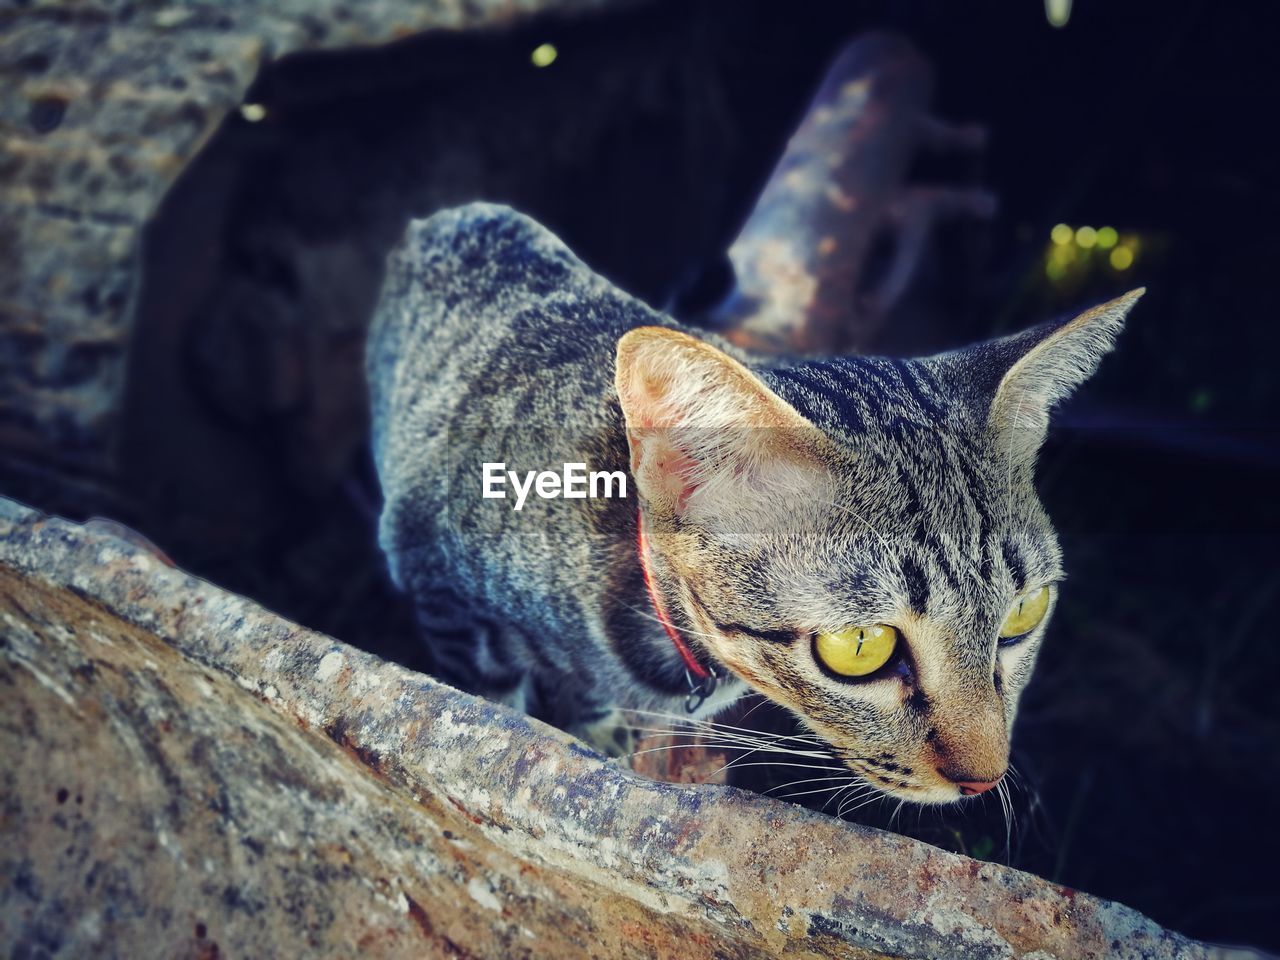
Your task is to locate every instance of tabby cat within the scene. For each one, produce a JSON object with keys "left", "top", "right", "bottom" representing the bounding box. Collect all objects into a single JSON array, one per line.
[{"left": 369, "top": 203, "right": 1142, "bottom": 805}]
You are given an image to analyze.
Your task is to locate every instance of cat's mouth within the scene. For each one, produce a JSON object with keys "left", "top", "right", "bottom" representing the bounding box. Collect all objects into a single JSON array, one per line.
[
  {"left": 842, "top": 762, "right": 1000, "bottom": 805},
  {"left": 830, "top": 746, "right": 1006, "bottom": 806}
]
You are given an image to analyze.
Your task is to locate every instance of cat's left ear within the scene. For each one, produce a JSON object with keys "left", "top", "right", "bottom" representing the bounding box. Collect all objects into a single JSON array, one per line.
[
  {"left": 986, "top": 288, "right": 1144, "bottom": 467},
  {"left": 614, "top": 326, "right": 831, "bottom": 530}
]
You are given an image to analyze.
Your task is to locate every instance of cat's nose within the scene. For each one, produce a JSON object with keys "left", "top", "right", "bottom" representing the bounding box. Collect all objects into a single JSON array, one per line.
[
  {"left": 937, "top": 763, "right": 1004, "bottom": 794},
  {"left": 954, "top": 778, "right": 1000, "bottom": 796}
]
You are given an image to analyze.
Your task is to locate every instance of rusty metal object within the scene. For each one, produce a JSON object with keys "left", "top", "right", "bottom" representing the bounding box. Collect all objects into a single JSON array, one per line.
[
  {"left": 627, "top": 728, "right": 730, "bottom": 784},
  {"left": 0, "top": 497, "right": 1222, "bottom": 958},
  {"left": 713, "top": 34, "right": 995, "bottom": 355}
]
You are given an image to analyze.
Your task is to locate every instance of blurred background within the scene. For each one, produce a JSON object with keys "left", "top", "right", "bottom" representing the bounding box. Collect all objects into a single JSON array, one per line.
[{"left": 2, "top": 0, "right": 1277, "bottom": 951}]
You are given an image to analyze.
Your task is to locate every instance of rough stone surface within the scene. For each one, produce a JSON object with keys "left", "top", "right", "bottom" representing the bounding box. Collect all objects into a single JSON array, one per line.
[
  {"left": 0, "top": 0, "right": 635, "bottom": 480},
  {"left": 0, "top": 496, "right": 1219, "bottom": 959}
]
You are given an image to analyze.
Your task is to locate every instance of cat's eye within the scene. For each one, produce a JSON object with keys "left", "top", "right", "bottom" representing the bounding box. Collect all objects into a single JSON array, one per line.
[
  {"left": 814, "top": 624, "right": 899, "bottom": 678},
  {"left": 998, "top": 585, "right": 1051, "bottom": 641}
]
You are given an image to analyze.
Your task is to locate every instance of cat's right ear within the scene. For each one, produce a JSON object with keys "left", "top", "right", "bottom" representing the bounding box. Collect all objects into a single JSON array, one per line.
[
  {"left": 984, "top": 288, "right": 1144, "bottom": 469},
  {"left": 614, "top": 327, "right": 830, "bottom": 528}
]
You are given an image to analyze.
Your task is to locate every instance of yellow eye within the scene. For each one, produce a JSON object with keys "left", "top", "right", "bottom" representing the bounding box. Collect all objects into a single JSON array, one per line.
[
  {"left": 999, "top": 586, "right": 1051, "bottom": 639},
  {"left": 814, "top": 624, "right": 899, "bottom": 677}
]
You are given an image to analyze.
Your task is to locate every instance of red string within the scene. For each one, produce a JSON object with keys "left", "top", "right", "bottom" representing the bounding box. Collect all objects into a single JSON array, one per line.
[{"left": 636, "top": 512, "right": 711, "bottom": 680}]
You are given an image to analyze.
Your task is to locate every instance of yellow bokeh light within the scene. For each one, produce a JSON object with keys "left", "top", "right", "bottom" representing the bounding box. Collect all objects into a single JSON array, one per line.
[
  {"left": 1050, "top": 223, "right": 1073, "bottom": 245},
  {"left": 1045, "top": 0, "right": 1073, "bottom": 28},
  {"left": 1097, "top": 226, "right": 1118, "bottom": 249},
  {"left": 1110, "top": 246, "right": 1134, "bottom": 270},
  {"left": 1075, "top": 225, "right": 1097, "bottom": 249},
  {"left": 530, "top": 43, "right": 558, "bottom": 67},
  {"left": 239, "top": 103, "right": 267, "bottom": 123}
]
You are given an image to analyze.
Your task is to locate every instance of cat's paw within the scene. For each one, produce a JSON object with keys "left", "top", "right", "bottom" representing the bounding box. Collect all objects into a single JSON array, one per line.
[{"left": 576, "top": 708, "right": 638, "bottom": 760}]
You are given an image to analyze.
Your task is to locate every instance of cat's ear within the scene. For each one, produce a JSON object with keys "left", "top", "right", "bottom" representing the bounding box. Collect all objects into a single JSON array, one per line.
[
  {"left": 615, "top": 326, "right": 830, "bottom": 527},
  {"left": 987, "top": 288, "right": 1144, "bottom": 467}
]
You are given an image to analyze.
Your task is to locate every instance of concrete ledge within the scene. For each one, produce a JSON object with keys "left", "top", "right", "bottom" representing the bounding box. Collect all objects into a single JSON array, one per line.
[{"left": 0, "top": 497, "right": 1213, "bottom": 958}]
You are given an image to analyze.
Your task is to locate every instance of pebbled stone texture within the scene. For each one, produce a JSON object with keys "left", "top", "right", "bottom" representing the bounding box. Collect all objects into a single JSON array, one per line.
[
  {"left": 0, "top": 496, "right": 1219, "bottom": 959},
  {"left": 0, "top": 0, "right": 637, "bottom": 481}
]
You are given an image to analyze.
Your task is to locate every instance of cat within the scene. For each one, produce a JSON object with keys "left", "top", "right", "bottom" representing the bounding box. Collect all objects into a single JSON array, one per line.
[{"left": 368, "top": 202, "right": 1142, "bottom": 805}]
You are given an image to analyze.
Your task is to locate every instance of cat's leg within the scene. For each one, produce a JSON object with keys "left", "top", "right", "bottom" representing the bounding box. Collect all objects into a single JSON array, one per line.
[
  {"left": 490, "top": 673, "right": 535, "bottom": 715},
  {"left": 412, "top": 588, "right": 527, "bottom": 699},
  {"left": 412, "top": 583, "right": 634, "bottom": 755},
  {"left": 521, "top": 670, "right": 636, "bottom": 758},
  {"left": 574, "top": 706, "right": 639, "bottom": 759}
]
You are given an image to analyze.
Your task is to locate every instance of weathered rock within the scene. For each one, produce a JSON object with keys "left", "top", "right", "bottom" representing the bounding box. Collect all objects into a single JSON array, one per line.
[
  {"left": 0, "top": 0, "right": 638, "bottom": 483},
  {"left": 0, "top": 496, "right": 1222, "bottom": 958}
]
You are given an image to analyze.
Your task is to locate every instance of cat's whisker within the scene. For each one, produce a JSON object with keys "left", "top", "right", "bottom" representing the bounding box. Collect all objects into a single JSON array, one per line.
[
  {"left": 826, "top": 781, "right": 873, "bottom": 815},
  {"left": 762, "top": 772, "right": 850, "bottom": 795},
  {"left": 630, "top": 740, "right": 834, "bottom": 762},
  {"left": 833, "top": 792, "right": 880, "bottom": 818},
  {"left": 730, "top": 695, "right": 773, "bottom": 727},
  {"left": 623, "top": 737, "right": 829, "bottom": 761},
  {"left": 837, "top": 791, "right": 858, "bottom": 818},
  {"left": 713, "top": 759, "right": 852, "bottom": 776},
  {"left": 626, "top": 711, "right": 826, "bottom": 745},
  {"left": 625, "top": 724, "right": 832, "bottom": 758},
  {"left": 622, "top": 730, "right": 815, "bottom": 755},
  {"left": 1004, "top": 760, "right": 1050, "bottom": 849},
  {"left": 620, "top": 604, "right": 727, "bottom": 644},
  {"left": 823, "top": 783, "right": 852, "bottom": 813},
  {"left": 997, "top": 778, "right": 1017, "bottom": 863},
  {"left": 757, "top": 773, "right": 849, "bottom": 798},
  {"left": 624, "top": 742, "right": 720, "bottom": 760},
  {"left": 624, "top": 741, "right": 747, "bottom": 760},
  {"left": 889, "top": 798, "right": 907, "bottom": 831},
  {"left": 773, "top": 779, "right": 859, "bottom": 802},
  {"left": 627, "top": 721, "right": 805, "bottom": 744},
  {"left": 762, "top": 773, "right": 856, "bottom": 801},
  {"left": 1005, "top": 762, "right": 1035, "bottom": 799},
  {"left": 627, "top": 720, "right": 829, "bottom": 760},
  {"left": 626, "top": 708, "right": 827, "bottom": 744},
  {"left": 839, "top": 787, "right": 888, "bottom": 819},
  {"left": 1003, "top": 783, "right": 1013, "bottom": 860},
  {"left": 710, "top": 748, "right": 837, "bottom": 778}
]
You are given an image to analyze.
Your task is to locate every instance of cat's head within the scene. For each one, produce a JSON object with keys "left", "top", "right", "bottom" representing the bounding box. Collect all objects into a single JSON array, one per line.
[{"left": 615, "top": 290, "right": 1143, "bottom": 804}]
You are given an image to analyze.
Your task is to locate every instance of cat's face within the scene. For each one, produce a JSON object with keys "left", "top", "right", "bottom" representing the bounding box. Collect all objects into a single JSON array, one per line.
[
  {"left": 639, "top": 435, "right": 1062, "bottom": 804},
  {"left": 617, "top": 290, "right": 1142, "bottom": 804}
]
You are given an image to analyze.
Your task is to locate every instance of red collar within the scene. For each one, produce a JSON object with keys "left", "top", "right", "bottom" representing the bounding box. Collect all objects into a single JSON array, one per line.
[{"left": 636, "top": 512, "right": 712, "bottom": 682}]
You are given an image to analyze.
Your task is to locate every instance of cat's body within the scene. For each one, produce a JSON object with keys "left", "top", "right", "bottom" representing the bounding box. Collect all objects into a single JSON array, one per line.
[
  {"left": 370, "top": 206, "right": 749, "bottom": 735},
  {"left": 370, "top": 203, "right": 1141, "bottom": 803}
]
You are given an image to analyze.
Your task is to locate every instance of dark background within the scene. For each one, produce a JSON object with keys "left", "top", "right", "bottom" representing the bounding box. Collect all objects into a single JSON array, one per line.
[{"left": 24, "top": 0, "right": 1280, "bottom": 951}]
